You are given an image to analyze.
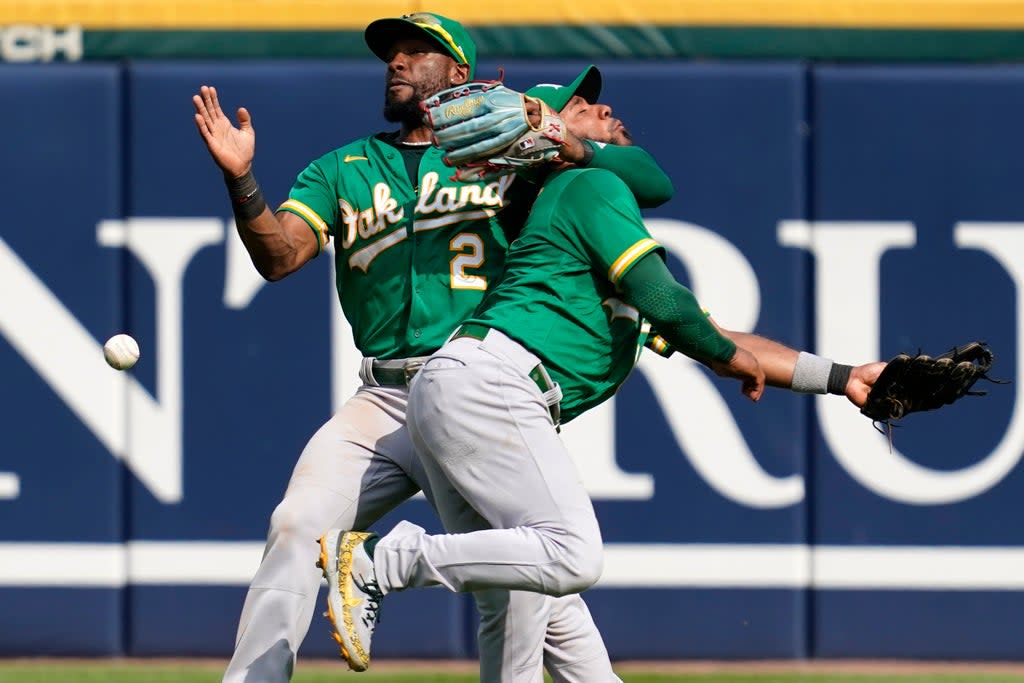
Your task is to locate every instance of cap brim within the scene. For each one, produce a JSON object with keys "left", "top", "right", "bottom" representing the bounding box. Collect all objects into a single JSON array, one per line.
[
  {"left": 570, "top": 65, "right": 602, "bottom": 104},
  {"left": 525, "top": 65, "right": 603, "bottom": 112},
  {"left": 365, "top": 18, "right": 450, "bottom": 62}
]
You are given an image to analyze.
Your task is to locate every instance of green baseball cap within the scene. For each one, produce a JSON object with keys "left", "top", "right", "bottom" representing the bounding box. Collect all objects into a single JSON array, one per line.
[
  {"left": 525, "top": 65, "right": 602, "bottom": 112},
  {"left": 364, "top": 12, "right": 477, "bottom": 78}
]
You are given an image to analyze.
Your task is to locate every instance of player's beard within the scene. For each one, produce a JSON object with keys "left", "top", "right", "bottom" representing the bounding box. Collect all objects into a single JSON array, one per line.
[{"left": 383, "top": 72, "right": 450, "bottom": 126}]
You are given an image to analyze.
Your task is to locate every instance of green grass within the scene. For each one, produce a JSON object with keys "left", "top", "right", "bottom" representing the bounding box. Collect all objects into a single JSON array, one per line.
[
  {"left": 1, "top": 662, "right": 1023, "bottom": 683},
  {"left": 0, "top": 670, "right": 467, "bottom": 683}
]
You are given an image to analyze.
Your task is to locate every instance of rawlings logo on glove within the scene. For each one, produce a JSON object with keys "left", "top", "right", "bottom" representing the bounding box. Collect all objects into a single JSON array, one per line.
[
  {"left": 861, "top": 341, "right": 1006, "bottom": 424},
  {"left": 422, "top": 81, "right": 567, "bottom": 182},
  {"left": 441, "top": 95, "right": 488, "bottom": 120}
]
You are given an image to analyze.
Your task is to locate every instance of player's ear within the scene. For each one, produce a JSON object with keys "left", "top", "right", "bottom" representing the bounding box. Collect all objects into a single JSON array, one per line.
[{"left": 450, "top": 62, "right": 470, "bottom": 85}]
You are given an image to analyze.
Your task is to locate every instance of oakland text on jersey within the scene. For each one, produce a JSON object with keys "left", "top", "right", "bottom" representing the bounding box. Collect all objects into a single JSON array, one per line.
[{"left": 338, "top": 172, "right": 515, "bottom": 272}]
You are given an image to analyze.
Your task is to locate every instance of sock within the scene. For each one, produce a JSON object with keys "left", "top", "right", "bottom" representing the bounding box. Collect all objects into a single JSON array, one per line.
[{"left": 364, "top": 535, "right": 380, "bottom": 560}]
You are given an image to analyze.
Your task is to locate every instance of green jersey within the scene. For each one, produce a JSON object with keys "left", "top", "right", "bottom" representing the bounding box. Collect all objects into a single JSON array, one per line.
[
  {"left": 468, "top": 167, "right": 663, "bottom": 422},
  {"left": 278, "top": 131, "right": 673, "bottom": 362},
  {"left": 279, "top": 133, "right": 530, "bottom": 359}
]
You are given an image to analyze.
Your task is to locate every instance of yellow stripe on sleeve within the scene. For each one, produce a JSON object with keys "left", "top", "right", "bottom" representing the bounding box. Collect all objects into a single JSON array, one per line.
[
  {"left": 608, "top": 238, "right": 660, "bottom": 284},
  {"left": 277, "top": 199, "right": 329, "bottom": 254}
]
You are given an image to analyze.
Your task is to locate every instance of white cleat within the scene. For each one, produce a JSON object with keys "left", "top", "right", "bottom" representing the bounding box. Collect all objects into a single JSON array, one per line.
[{"left": 318, "top": 529, "right": 383, "bottom": 672}]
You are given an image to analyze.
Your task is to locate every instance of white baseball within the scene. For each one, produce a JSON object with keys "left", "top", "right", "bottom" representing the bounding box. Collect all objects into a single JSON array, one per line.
[{"left": 103, "top": 333, "right": 140, "bottom": 370}]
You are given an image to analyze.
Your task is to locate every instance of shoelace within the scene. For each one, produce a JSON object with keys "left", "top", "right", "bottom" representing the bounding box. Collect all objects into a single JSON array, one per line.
[{"left": 354, "top": 573, "right": 384, "bottom": 630}]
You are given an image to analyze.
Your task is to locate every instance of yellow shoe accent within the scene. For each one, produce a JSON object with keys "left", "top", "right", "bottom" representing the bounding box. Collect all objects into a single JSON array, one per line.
[
  {"left": 319, "top": 529, "right": 377, "bottom": 672},
  {"left": 320, "top": 533, "right": 356, "bottom": 668},
  {"left": 339, "top": 531, "right": 375, "bottom": 671},
  {"left": 318, "top": 536, "right": 329, "bottom": 576}
]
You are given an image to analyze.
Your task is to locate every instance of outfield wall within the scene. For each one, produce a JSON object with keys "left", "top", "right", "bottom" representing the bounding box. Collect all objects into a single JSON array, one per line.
[
  {"left": 8, "top": 1, "right": 1024, "bottom": 60},
  {"left": 0, "top": 60, "right": 1021, "bottom": 660}
]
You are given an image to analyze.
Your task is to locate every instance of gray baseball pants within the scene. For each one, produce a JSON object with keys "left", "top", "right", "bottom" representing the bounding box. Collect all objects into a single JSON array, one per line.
[
  {"left": 221, "top": 379, "right": 617, "bottom": 682},
  {"left": 385, "top": 329, "right": 607, "bottom": 603}
]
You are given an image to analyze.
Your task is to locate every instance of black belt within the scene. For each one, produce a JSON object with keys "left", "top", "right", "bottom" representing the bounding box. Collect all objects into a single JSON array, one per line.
[
  {"left": 452, "top": 324, "right": 562, "bottom": 429},
  {"left": 370, "top": 357, "right": 428, "bottom": 386}
]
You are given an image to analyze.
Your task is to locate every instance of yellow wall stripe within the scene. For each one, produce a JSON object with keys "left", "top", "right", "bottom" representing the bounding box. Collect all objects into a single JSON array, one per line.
[
  {"left": 609, "top": 238, "right": 660, "bottom": 284},
  {"left": 8, "top": 0, "right": 1024, "bottom": 30}
]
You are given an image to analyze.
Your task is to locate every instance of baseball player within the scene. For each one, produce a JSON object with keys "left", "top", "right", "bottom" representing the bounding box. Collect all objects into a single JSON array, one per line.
[
  {"left": 317, "top": 68, "right": 889, "bottom": 668},
  {"left": 192, "top": 13, "right": 675, "bottom": 683}
]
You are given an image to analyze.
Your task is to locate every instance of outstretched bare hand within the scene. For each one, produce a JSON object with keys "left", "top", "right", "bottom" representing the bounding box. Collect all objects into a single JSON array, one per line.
[
  {"left": 711, "top": 347, "right": 766, "bottom": 402},
  {"left": 845, "top": 361, "right": 887, "bottom": 408},
  {"left": 192, "top": 85, "right": 255, "bottom": 178}
]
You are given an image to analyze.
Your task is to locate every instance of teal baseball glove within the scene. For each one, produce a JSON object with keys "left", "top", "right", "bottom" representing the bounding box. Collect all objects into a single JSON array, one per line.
[{"left": 422, "top": 81, "right": 566, "bottom": 182}]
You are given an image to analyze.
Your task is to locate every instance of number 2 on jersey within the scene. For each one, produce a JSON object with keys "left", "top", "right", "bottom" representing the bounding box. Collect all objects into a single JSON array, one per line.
[{"left": 449, "top": 233, "right": 487, "bottom": 290}]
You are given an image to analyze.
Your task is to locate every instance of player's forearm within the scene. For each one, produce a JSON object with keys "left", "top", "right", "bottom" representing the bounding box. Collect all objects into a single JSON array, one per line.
[
  {"left": 225, "top": 170, "right": 313, "bottom": 281},
  {"left": 632, "top": 286, "right": 736, "bottom": 365},
  {"left": 233, "top": 209, "right": 306, "bottom": 281},
  {"left": 716, "top": 331, "right": 799, "bottom": 389},
  {"left": 619, "top": 254, "right": 735, "bottom": 365},
  {"left": 718, "top": 329, "right": 856, "bottom": 396},
  {"left": 584, "top": 143, "right": 674, "bottom": 208}
]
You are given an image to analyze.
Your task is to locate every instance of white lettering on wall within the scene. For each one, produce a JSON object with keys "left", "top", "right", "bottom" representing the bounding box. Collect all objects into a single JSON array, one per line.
[
  {"left": 780, "top": 220, "right": 1022, "bottom": 504},
  {"left": 98, "top": 218, "right": 223, "bottom": 502},
  {"left": 2, "top": 218, "right": 1018, "bottom": 507},
  {"left": 640, "top": 219, "right": 804, "bottom": 508},
  {"left": 0, "top": 25, "right": 82, "bottom": 62}
]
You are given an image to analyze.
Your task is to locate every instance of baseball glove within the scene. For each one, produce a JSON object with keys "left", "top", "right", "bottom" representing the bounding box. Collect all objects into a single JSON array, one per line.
[
  {"left": 860, "top": 341, "right": 1001, "bottom": 423},
  {"left": 422, "top": 81, "right": 567, "bottom": 182}
]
